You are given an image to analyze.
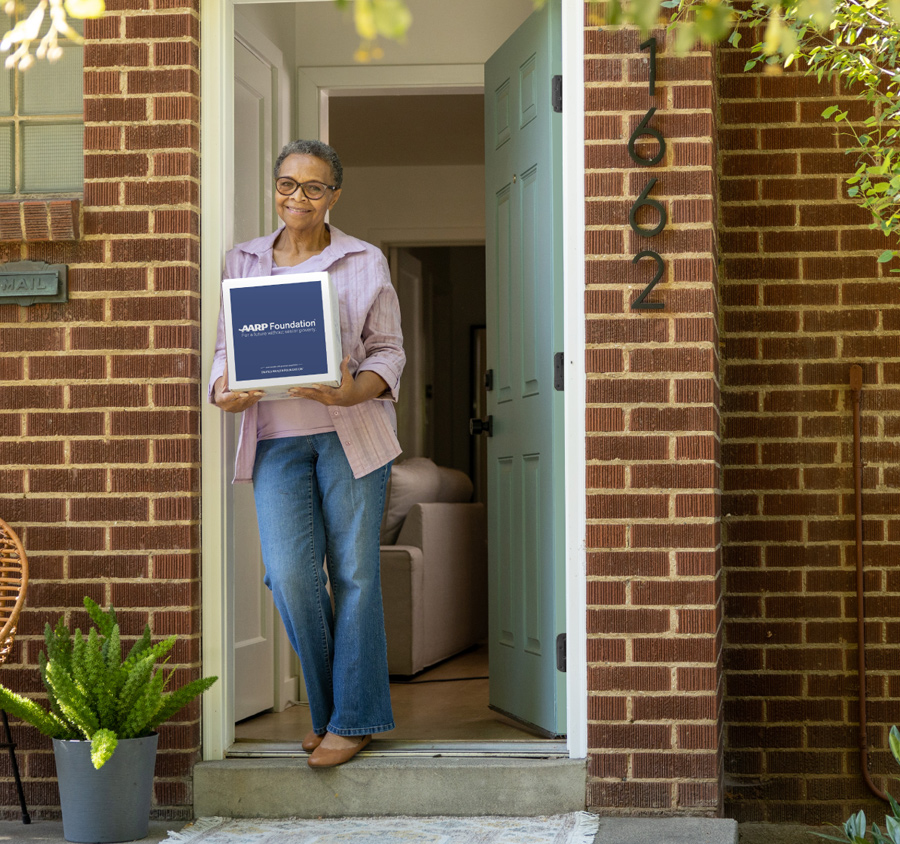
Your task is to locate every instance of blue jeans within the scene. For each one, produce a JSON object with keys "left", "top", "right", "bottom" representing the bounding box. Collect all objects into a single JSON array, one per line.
[{"left": 252, "top": 433, "right": 394, "bottom": 737}]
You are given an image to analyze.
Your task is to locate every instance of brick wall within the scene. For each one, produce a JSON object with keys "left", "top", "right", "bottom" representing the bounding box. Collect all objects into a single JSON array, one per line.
[
  {"left": 0, "top": 0, "right": 201, "bottom": 820},
  {"left": 584, "top": 23, "right": 724, "bottom": 814},
  {"left": 719, "top": 43, "right": 900, "bottom": 823}
]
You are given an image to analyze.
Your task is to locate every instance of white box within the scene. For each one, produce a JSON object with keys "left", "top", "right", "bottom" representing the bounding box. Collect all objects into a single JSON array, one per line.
[{"left": 222, "top": 271, "right": 342, "bottom": 400}]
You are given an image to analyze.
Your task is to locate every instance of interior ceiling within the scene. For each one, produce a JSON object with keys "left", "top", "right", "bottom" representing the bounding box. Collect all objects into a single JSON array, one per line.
[{"left": 328, "top": 94, "right": 485, "bottom": 167}]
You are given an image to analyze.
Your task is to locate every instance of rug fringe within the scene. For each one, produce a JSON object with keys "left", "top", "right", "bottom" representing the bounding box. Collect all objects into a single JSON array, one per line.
[
  {"left": 164, "top": 816, "right": 226, "bottom": 841},
  {"left": 571, "top": 811, "right": 600, "bottom": 843}
]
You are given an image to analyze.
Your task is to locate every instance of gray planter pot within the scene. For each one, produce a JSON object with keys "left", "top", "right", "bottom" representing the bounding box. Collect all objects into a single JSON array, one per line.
[{"left": 53, "top": 733, "right": 158, "bottom": 844}]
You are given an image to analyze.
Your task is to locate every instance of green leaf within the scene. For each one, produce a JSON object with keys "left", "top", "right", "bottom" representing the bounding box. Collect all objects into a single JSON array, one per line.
[
  {"left": 0, "top": 685, "right": 72, "bottom": 739},
  {"left": 888, "top": 0, "right": 900, "bottom": 24},
  {"left": 694, "top": 0, "right": 736, "bottom": 43},
  {"left": 149, "top": 675, "right": 218, "bottom": 731},
  {"left": 763, "top": 6, "right": 783, "bottom": 55},
  {"left": 885, "top": 815, "right": 900, "bottom": 844},
  {"left": 887, "top": 788, "right": 900, "bottom": 819},
  {"left": 356, "top": 0, "right": 412, "bottom": 42},
  {"left": 670, "top": 18, "right": 695, "bottom": 53},
  {"left": 889, "top": 725, "right": 900, "bottom": 765},
  {"left": 83, "top": 596, "right": 117, "bottom": 638},
  {"left": 90, "top": 729, "right": 118, "bottom": 770},
  {"left": 822, "top": 105, "right": 839, "bottom": 118},
  {"left": 845, "top": 810, "right": 867, "bottom": 841},
  {"left": 636, "top": 0, "right": 663, "bottom": 33}
]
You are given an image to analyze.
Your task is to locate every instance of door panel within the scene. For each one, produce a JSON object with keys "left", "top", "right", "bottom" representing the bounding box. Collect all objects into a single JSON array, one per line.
[
  {"left": 232, "top": 39, "right": 277, "bottom": 723},
  {"left": 520, "top": 165, "right": 539, "bottom": 396},
  {"left": 523, "top": 452, "right": 541, "bottom": 655},
  {"left": 496, "top": 456, "right": 515, "bottom": 648},
  {"left": 485, "top": 0, "right": 564, "bottom": 736},
  {"left": 495, "top": 186, "right": 513, "bottom": 404}
]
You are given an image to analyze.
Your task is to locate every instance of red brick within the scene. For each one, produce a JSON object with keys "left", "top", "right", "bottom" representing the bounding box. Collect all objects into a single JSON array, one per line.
[
  {"left": 110, "top": 525, "right": 197, "bottom": 551},
  {"left": 633, "top": 580, "right": 717, "bottom": 605},
  {"left": 84, "top": 97, "right": 147, "bottom": 123},
  {"left": 26, "top": 412, "right": 104, "bottom": 437},
  {"left": 586, "top": 378, "right": 669, "bottom": 404},
  {"left": 84, "top": 156, "right": 149, "bottom": 180},
  {"left": 83, "top": 43, "right": 149, "bottom": 67},
  {"left": 587, "top": 551, "right": 668, "bottom": 577},
  {"left": 125, "top": 13, "right": 199, "bottom": 40}
]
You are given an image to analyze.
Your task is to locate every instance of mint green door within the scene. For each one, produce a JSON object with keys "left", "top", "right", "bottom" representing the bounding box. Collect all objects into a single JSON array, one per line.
[{"left": 484, "top": 0, "right": 565, "bottom": 737}]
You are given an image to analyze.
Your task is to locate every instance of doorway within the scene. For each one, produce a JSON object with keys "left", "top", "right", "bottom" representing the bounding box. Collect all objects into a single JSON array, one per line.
[{"left": 199, "top": 0, "right": 588, "bottom": 761}]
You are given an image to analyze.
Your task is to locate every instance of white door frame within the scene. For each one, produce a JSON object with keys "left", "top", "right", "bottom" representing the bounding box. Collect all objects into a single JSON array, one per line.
[{"left": 199, "top": 0, "right": 587, "bottom": 760}]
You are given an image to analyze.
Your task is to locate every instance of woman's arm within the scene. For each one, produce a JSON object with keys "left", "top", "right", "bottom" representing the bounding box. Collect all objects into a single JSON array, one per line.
[
  {"left": 355, "top": 255, "right": 405, "bottom": 400},
  {"left": 288, "top": 356, "right": 387, "bottom": 407}
]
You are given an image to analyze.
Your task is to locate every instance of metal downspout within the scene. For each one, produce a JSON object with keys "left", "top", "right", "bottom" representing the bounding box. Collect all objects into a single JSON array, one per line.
[{"left": 850, "top": 364, "right": 889, "bottom": 803}]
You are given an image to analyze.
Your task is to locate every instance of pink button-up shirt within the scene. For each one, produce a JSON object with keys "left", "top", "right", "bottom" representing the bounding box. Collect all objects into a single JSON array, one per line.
[{"left": 208, "top": 225, "right": 405, "bottom": 481}]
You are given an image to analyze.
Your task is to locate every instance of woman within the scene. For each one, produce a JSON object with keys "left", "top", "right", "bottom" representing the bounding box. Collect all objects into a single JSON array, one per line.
[{"left": 209, "top": 139, "right": 404, "bottom": 768}]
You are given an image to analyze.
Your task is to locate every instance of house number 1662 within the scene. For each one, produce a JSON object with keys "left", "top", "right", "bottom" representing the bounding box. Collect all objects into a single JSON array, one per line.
[{"left": 628, "top": 37, "right": 667, "bottom": 311}]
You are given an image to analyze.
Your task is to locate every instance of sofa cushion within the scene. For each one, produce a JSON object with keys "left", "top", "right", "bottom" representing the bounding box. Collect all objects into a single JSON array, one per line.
[{"left": 380, "top": 458, "right": 473, "bottom": 545}]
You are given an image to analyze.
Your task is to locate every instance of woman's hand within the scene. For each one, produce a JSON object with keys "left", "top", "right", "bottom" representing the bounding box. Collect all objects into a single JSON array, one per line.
[
  {"left": 213, "top": 361, "right": 265, "bottom": 413},
  {"left": 288, "top": 356, "right": 388, "bottom": 407}
]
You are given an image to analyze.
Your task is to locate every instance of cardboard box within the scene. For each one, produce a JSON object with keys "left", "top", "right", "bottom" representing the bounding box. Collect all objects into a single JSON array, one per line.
[{"left": 222, "top": 271, "right": 342, "bottom": 399}]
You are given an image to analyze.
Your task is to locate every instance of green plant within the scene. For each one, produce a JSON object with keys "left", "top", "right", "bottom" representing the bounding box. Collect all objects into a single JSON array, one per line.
[
  {"left": 588, "top": 0, "right": 900, "bottom": 265},
  {"left": 814, "top": 725, "right": 900, "bottom": 844},
  {"left": 0, "top": 596, "right": 217, "bottom": 770}
]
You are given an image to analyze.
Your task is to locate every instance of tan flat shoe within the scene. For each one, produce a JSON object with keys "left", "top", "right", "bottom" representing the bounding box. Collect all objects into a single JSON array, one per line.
[
  {"left": 307, "top": 734, "right": 371, "bottom": 768},
  {"left": 302, "top": 730, "right": 324, "bottom": 753}
]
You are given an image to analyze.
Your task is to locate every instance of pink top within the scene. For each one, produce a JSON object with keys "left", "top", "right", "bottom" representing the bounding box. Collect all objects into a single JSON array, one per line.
[
  {"left": 209, "top": 225, "right": 405, "bottom": 481},
  {"left": 256, "top": 264, "right": 336, "bottom": 440}
]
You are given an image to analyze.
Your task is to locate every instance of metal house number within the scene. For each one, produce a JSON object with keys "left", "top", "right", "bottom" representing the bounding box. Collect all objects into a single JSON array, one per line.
[{"left": 629, "top": 37, "right": 667, "bottom": 311}]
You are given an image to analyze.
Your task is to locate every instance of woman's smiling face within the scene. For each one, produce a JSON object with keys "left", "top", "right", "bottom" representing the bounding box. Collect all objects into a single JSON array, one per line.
[{"left": 275, "top": 153, "right": 341, "bottom": 237}]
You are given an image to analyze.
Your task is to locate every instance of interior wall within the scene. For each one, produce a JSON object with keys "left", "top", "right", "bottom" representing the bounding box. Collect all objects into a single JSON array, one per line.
[{"left": 331, "top": 165, "right": 484, "bottom": 246}]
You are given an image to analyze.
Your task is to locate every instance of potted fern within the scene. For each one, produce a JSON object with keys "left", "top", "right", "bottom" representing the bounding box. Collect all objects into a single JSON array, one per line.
[{"left": 0, "top": 596, "right": 217, "bottom": 844}]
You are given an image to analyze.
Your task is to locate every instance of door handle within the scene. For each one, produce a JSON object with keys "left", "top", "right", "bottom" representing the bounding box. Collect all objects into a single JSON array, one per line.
[{"left": 469, "top": 416, "right": 493, "bottom": 437}]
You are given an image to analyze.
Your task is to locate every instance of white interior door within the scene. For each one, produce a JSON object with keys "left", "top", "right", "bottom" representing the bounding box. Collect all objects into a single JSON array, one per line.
[{"left": 231, "top": 37, "right": 288, "bottom": 722}]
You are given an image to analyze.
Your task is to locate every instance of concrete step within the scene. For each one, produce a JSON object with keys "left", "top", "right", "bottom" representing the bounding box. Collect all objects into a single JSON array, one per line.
[
  {"left": 596, "top": 818, "right": 739, "bottom": 844},
  {"left": 193, "top": 755, "right": 588, "bottom": 818}
]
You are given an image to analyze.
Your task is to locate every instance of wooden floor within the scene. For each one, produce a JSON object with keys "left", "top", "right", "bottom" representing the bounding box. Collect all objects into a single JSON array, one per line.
[{"left": 234, "top": 645, "right": 547, "bottom": 742}]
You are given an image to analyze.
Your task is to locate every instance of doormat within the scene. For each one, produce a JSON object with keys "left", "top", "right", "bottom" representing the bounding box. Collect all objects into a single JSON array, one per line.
[{"left": 166, "top": 813, "right": 599, "bottom": 843}]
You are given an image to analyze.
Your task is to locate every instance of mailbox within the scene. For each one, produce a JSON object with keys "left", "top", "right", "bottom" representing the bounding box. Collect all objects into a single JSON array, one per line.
[{"left": 0, "top": 261, "right": 67, "bottom": 306}]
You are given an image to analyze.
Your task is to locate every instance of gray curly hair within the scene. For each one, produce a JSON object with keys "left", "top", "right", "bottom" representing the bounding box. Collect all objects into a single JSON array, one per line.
[{"left": 273, "top": 139, "right": 343, "bottom": 189}]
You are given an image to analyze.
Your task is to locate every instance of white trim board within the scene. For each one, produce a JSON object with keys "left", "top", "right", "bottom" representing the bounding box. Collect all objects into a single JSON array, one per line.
[{"left": 200, "top": 0, "right": 588, "bottom": 761}]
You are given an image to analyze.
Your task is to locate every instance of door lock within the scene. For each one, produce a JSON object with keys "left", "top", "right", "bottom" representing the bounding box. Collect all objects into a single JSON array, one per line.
[{"left": 469, "top": 415, "right": 493, "bottom": 437}]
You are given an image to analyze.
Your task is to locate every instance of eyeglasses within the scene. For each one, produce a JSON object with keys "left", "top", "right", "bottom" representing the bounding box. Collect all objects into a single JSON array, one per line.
[{"left": 274, "top": 178, "right": 337, "bottom": 200}]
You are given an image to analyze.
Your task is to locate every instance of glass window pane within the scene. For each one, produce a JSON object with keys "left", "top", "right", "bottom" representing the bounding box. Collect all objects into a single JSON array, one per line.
[
  {"left": 0, "top": 71, "right": 12, "bottom": 117},
  {"left": 0, "top": 125, "right": 13, "bottom": 193},
  {"left": 21, "top": 122, "right": 82, "bottom": 193},
  {"left": 21, "top": 46, "right": 83, "bottom": 115}
]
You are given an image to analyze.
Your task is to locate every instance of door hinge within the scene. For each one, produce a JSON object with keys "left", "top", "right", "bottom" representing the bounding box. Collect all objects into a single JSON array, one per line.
[
  {"left": 554, "top": 352, "right": 564, "bottom": 391},
  {"left": 551, "top": 75, "right": 562, "bottom": 113},
  {"left": 484, "top": 368, "right": 494, "bottom": 391},
  {"left": 556, "top": 633, "right": 566, "bottom": 672}
]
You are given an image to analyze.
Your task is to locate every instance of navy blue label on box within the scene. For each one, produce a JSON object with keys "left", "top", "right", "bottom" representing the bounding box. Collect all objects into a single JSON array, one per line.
[{"left": 229, "top": 281, "right": 328, "bottom": 382}]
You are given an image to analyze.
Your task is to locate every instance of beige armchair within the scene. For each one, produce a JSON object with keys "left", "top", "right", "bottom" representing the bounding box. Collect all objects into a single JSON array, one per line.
[{"left": 379, "top": 459, "right": 488, "bottom": 676}]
